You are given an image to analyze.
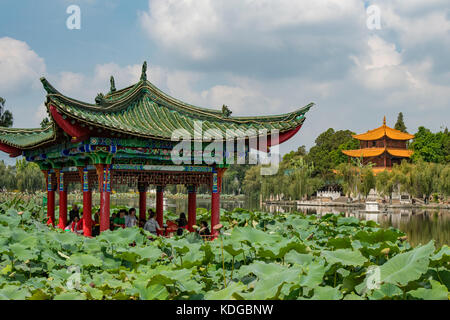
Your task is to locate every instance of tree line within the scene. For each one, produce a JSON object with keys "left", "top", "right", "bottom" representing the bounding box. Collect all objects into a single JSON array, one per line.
[
  {"left": 239, "top": 112, "right": 449, "bottom": 203},
  {"left": 0, "top": 98, "right": 448, "bottom": 201}
]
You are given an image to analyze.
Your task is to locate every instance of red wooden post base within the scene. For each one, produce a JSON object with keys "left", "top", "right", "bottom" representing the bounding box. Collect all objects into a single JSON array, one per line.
[
  {"left": 100, "top": 191, "right": 110, "bottom": 232},
  {"left": 138, "top": 183, "right": 147, "bottom": 222},
  {"left": 58, "top": 190, "right": 68, "bottom": 229},
  {"left": 187, "top": 185, "right": 197, "bottom": 232},
  {"left": 83, "top": 190, "right": 92, "bottom": 236},
  {"left": 47, "top": 189, "right": 55, "bottom": 227},
  {"left": 211, "top": 168, "right": 225, "bottom": 238},
  {"left": 156, "top": 186, "right": 164, "bottom": 232},
  {"left": 211, "top": 192, "right": 220, "bottom": 238},
  {"left": 97, "top": 164, "right": 111, "bottom": 233}
]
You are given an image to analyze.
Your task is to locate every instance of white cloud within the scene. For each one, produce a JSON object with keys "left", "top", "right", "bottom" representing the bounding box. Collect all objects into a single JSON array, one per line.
[
  {"left": 47, "top": 63, "right": 142, "bottom": 102},
  {"left": 378, "top": 2, "right": 450, "bottom": 47},
  {"left": 351, "top": 36, "right": 405, "bottom": 90},
  {"left": 0, "top": 37, "right": 46, "bottom": 93},
  {"left": 35, "top": 103, "right": 48, "bottom": 124},
  {"left": 139, "top": 0, "right": 366, "bottom": 63}
]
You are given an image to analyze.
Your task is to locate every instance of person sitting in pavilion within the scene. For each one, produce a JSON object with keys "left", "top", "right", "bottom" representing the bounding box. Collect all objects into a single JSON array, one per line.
[
  {"left": 69, "top": 204, "right": 80, "bottom": 224},
  {"left": 126, "top": 208, "right": 138, "bottom": 228},
  {"left": 65, "top": 216, "right": 83, "bottom": 235},
  {"left": 197, "top": 221, "right": 210, "bottom": 239},
  {"left": 138, "top": 218, "right": 146, "bottom": 229},
  {"left": 176, "top": 212, "right": 188, "bottom": 236},
  {"left": 92, "top": 209, "right": 100, "bottom": 236},
  {"left": 113, "top": 209, "right": 126, "bottom": 230},
  {"left": 109, "top": 212, "right": 117, "bottom": 231},
  {"left": 144, "top": 210, "right": 162, "bottom": 236}
]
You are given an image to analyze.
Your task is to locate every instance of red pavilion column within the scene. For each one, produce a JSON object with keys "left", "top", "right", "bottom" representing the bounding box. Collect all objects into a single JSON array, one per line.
[
  {"left": 80, "top": 167, "right": 92, "bottom": 237},
  {"left": 187, "top": 185, "right": 197, "bottom": 232},
  {"left": 97, "top": 164, "right": 111, "bottom": 233},
  {"left": 138, "top": 182, "right": 147, "bottom": 222},
  {"left": 56, "top": 170, "right": 68, "bottom": 229},
  {"left": 156, "top": 185, "right": 164, "bottom": 233},
  {"left": 211, "top": 168, "right": 225, "bottom": 238},
  {"left": 44, "top": 171, "right": 55, "bottom": 227}
]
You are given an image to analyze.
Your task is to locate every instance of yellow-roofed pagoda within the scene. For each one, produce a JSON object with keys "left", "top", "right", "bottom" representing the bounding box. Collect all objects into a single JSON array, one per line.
[{"left": 342, "top": 117, "right": 415, "bottom": 173}]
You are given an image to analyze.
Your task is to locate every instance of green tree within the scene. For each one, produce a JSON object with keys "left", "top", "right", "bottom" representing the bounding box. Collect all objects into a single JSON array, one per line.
[
  {"left": 305, "top": 128, "right": 359, "bottom": 176},
  {"left": 438, "top": 164, "right": 450, "bottom": 201},
  {"left": 392, "top": 160, "right": 415, "bottom": 196},
  {"left": 222, "top": 164, "right": 250, "bottom": 195},
  {"left": 358, "top": 167, "right": 375, "bottom": 200},
  {"left": 242, "top": 165, "right": 262, "bottom": 200},
  {"left": 413, "top": 161, "right": 439, "bottom": 204},
  {"left": 336, "top": 162, "right": 358, "bottom": 199},
  {"left": 282, "top": 145, "right": 307, "bottom": 163},
  {"left": 0, "top": 160, "right": 16, "bottom": 190},
  {"left": 15, "top": 159, "right": 45, "bottom": 192},
  {"left": 410, "top": 127, "right": 448, "bottom": 163},
  {"left": 394, "top": 112, "right": 407, "bottom": 133},
  {"left": 376, "top": 170, "right": 395, "bottom": 203},
  {"left": 0, "top": 97, "right": 13, "bottom": 127}
]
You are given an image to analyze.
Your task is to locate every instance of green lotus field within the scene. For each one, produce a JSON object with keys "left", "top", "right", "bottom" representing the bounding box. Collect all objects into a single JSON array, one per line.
[{"left": 0, "top": 198, "right": 448, "bottom": 300}]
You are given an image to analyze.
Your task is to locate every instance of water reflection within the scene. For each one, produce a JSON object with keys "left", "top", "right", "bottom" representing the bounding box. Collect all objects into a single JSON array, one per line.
[{"left": 109, "top": 197, "right": 449, "bottom": 248}]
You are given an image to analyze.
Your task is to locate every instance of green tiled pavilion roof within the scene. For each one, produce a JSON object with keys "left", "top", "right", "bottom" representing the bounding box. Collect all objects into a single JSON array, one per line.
[
  {"left": 42, "top": 77, "right": 313, "bottom": 141},
  {"left": 0, "top": 125, "right": 56, "bottom": 149},
  {"left": 0, "top": 65, "right": 313, "bottom": 151}
]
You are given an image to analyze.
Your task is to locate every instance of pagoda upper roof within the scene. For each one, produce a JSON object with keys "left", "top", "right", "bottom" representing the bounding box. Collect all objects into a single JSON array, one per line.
[
  {"left": 0, "top": 62, "right": 313, "bottom": 152},
  {"left": 352, "top": 117, "right": 415, "bottom": 141}
]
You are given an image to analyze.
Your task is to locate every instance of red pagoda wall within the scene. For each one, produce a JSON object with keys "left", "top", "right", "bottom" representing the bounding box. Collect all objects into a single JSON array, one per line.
[{"left": 359, "top": 138, "right": 407, "bottom": 149}]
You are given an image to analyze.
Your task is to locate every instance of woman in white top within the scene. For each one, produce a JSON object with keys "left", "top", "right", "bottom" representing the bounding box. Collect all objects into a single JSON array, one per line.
[{"left": 126, "top": 208, "right": 138, "bottom": 227}]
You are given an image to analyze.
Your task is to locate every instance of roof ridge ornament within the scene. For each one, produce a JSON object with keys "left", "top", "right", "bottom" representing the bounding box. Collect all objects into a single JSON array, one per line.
[
  {"left": 140, "top": 61, "right": 147, "bottom": 81},
  {"left": 95, "top": 93, "right": 106, "bottom": 105},
  {"left": 222, "top": 105, "right": 232, "bottom": 118},
  {"left": 40, "top": 77, "right": 59, "bottom": 95},
  {"left": 383, "top": 116, "right": 386, "bottom": 126},
  {"left": 110, "top": 76, "right": 116, "bottom": 93}
]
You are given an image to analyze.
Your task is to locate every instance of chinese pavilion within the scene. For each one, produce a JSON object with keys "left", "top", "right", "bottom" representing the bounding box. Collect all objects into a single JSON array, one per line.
[
  {"left": 342, "top": 117, "right": 414, "bottom": 173},
  {"left": 0, "top": 62, "right": 313, "bottom": 237}
]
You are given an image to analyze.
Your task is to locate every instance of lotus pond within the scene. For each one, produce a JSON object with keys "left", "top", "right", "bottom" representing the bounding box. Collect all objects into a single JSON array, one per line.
[{"left": 0, "top": 198, "right": 448, "bottom": 300}]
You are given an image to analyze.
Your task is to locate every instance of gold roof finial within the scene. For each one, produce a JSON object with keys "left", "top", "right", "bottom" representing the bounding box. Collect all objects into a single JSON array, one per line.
[{"left": 383, "top": 116, "right": 386, "bottom": 126}]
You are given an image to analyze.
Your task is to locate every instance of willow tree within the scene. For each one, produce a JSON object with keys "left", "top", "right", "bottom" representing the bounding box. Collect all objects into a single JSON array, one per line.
[
  {"left": 15, "top": 159, "right": 45, "bottom": 193},
  {"left": 413, "top": 161, "right": 439, "bottom": 203},
  {"left": 0, "top": 161, "right": 16, "bottom": 190},
  {"left": 438, "top": 164, "right": 450, "bottom": 201},
  {"left": 376, "top": 169, "right": 395, "bottom": 203},
  {"left": 242, "top": 165, "right": 263, "bottom": 200},
  {"left": 392, "top": 160, "right": 415, "bottom": 196},
  {"left": 336, "top": 162, "right": 359, "bottom": 199},
  {"left": 358, "top": 167, "right": 376, "bottom": 200}
]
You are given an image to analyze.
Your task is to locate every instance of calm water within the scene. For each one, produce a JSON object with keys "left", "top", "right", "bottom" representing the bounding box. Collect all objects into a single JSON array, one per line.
[{"left": 106, "top": 197, "right": 449, "bottom": 247}]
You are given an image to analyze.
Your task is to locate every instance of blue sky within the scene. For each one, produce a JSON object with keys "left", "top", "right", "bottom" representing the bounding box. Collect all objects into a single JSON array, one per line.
[{"left": 0, "top": 0, "right": 449, "bottom": 164}]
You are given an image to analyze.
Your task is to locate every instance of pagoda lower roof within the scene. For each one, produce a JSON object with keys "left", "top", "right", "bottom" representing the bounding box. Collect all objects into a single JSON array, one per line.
[{"left": 342, "top": 148, "right": 413, "bottom": 158}]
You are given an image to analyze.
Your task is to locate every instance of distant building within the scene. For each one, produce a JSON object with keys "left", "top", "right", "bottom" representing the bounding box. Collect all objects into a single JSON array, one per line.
[{"left": 342, "top": 117, "right": 414, "bottom": 173}]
